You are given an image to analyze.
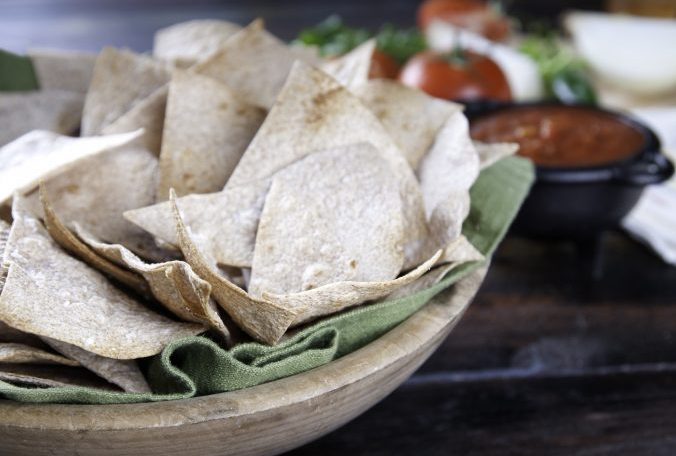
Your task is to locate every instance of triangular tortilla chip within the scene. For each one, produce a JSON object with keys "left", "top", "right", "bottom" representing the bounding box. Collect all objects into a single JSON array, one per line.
[
  {"left": 0, "top": 220, "right": 8, "bottom": 294},
  {"left": 417, "top": 112, "right": 480, "bottom": 248},
  {"left": 354, "top": 79, "right": 462, "bottom": 168},
  {"left": 227, "top": 61, "right": 429, "bottom": 268},
  {"left": 23, "top": 141, "right": 167, "bottom": 261},
  {"left": 249, "top": 143, "right": 404, "bottom": 297},
  {"left": 0, "top": 198, "right": 203, "bottom": 359},
  {"left": 0, "top": 342, "right": 79, "bottom": 366},
  {"left": 81, "top": 47, "right": 171, "bottom": 135},
  {"left": 28, "top": 48, "right": 96, "bottom": 93},
  {"left": 264, "top": 250, "right": 442, "bottom": 326},
  {"left": 0, "top": 129, "right": 142, "bottom": 205},
  {"left": 39, "top": 187, "right": 229, "bottom": 342},
  {"left": 0, "top": 89, "right": 84, "bottom": 147},
  {"left": 103, "top": 85, "right": 168, "bottom": 156},
  {"left": 74, "top": 225, "right": 231, "bottom": 343},
  {"left": 194, "top": 19, "right": 311, "bottom": 109},
  {"left": 321, "top": 39, "right": 375, "bottom": 90},
  {"left": 474, "top": 140, "right": 519, "bottom": 170},
  {"left": 171, "top": 192, "right": 297, "bottom": 345},
  {"left": 388, "top": 235, "right": 484, "bottom": 300},
  {"left": 0, "top": 364, "right": 119, "bottom": 390},
  {"left": 41, "top": 337, "right": 150, "bottom": 393},
  {"left": 125, "top": 179, "right": 269, "bottom": 267},
  {"left": 157, "top": 71, "right": 265, "bottom": 199},
  {"left": 153, "top": 19, "right": 243, "bottom": 67}
]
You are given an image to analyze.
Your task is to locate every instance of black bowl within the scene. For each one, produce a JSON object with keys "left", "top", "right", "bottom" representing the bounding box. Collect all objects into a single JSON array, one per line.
[{"left": 468, "top": 102, "right": 674, "bottom": 241}]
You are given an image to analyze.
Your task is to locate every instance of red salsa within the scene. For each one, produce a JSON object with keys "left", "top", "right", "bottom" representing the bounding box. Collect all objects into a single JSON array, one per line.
[{"left": 470, "top": 106, "right": 646, "bottom": 167}]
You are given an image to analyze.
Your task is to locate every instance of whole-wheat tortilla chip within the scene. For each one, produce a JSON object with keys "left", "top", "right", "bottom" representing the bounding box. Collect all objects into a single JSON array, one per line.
[
  {"left": 321, "top": 39, "right": 375, "bottom": 90},
  {"left": 0, "top": 90, "right": 84, "bottom": 147},
  {"left": 28, "top": 48, "right": 96, "bottom": 93},
  {"left": 157, "top": 71, "right": 265, "bottom": 199},
  {"left": 0, "top": 364, "right": 118, "bottom": 390},
  {"left": 249, "top": 144, "right": 404, "bottom": 298},
  {"left": 72, "top": 224, "right": 231, "bottom": 343},
  {"left": 474, "top": 140, "right": 519, "bottom": 170},
  {"left": 42, "top": 337, "right": 150, "bottom": 393},
  {"left": 39, "top": 188, "right": 150, "bottom": 294},
  {"left": 125, "top": 179, "right": 269, "bottom": 267},
  {"left": 0, "top": 199, "right": 203, "bottom": 359},
  {"left": 0, "top": 321, "right": 46, "bottom": 349},
  {"left": 194, "top": 19, "right": 312, "bottom": 109},
  {"left": 227, "top": 61, "right": 429, "bottom": 268},
  {"left": 81, "top": 47, "right": 171, "bottom": 135},
  {"left": 0, "top": 129, "right": 142, "bottom": 205},
  {"left": 0, "top": 342, "right": 79, "bottom": 366},
  {"left": 0, "top": 220, "right": 8, "bottom": 294},
  {"left": 171, "top": 192, "right": 297, "bottom": 345},
  {"left": 264, "top": 250, "right": 442, "bottom": 326},
  {"left": 388, "top": 235, "right": 484, "bottom": 300},
  {"left": 153, "top": 19, "right": 243, "bottom": 68},
  {"left": 24, "top": 142, "right": 168, "bottom": 261},
  {"left": 417, "top": 112, "right": 480, "bottom": 248},
  {"left": 354, "top": 80, "right": 462, "bottom": 169},
  {"left": 103, "top": 85, "right": 168, "bottom": 156}
]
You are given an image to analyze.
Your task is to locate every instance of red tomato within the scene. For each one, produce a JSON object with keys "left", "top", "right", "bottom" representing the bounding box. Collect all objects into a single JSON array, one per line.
[
  {"left": 369, "top": 49, "right": 401, "bottom": 79},
  {"left": 418, "top": 0, "right": 511, "bottom": 42},
  {"left": 398, "top": 50, "right": 511, "bottom": 102}
]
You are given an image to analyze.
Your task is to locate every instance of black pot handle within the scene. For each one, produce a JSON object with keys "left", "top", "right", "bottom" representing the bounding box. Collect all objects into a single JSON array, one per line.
[{"left": 612, "top": 150, "right": 675, "bottom": 186}]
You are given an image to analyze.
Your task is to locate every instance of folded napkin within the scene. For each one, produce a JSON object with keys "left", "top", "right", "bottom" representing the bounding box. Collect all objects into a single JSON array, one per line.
[{"left": 622, "top": 107, "right": 676, "bottom": 265}]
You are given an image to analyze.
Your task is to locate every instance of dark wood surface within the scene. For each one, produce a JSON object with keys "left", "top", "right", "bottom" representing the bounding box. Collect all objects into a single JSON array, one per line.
[
  {"left": 2, "top": 1, "right": 675, "bottom": 454},
  {"left": 288, "top": 232, "right": 676, "bottom": 455}
]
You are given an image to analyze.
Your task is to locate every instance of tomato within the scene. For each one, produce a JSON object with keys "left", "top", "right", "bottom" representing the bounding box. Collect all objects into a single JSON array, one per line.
[
  {"left": 398, "top": 50, "right": 511, "bottom": 102},
  {"left": 369, "top": 49, "right": 401, "bottom": 79},
  {"left": 418, "top": 0, "right": 511, "bottom": 42}
]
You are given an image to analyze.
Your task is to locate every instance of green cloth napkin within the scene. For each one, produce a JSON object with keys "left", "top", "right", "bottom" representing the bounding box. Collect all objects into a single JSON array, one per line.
[
  {"left": 0, "top": 50, "right": 39, "bottom": 91},
  {"left": 0, "top": 156, "right": 534, "bottom": 404}
]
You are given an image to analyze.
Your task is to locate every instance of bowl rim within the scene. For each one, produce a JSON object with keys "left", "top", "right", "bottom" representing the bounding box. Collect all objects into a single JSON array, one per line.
[{"left": 0, "top": 268, "right": 487, "bottom": 432}]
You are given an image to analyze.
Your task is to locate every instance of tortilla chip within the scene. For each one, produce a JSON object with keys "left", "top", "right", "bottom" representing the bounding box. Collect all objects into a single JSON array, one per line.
[
  {"left": 153, "top": 19, "right": 243, "bottom": 67},
  {"left": 171, "top": 191, "right": 297, "bottom": 345},
  {"left": 157, "top": 71, "right": 265, "bottom": 199},
  {"left": 23, "top": 142, "right": 169, "bottom": 261},
  {"left": 0, "top": 129, "right": 142, "bottom": 205},
  {"left": 417, "top": 112, "right": 480, "bottom": 248},
  {"left": 0, "top": 90, "right": 84, "bottom": 147},
  {"left": 354, "top": 80, "right": 462, "bottom": 168},
  {"left": 42, "top": 337, "right": 150, "bottom": 393},
  {"left": 73, "top": 224, "right": 231, "bottom": 343},
  {"left": 264, "top": 250, "right": 442, "bottom": 326},
  {"left": 103, "top": 85, "right": 168, "bottom": 156},
  {"left": 0, "top": 199, "right": 204, "bottom": 359},
  {"left": 0, "top": 342, "right": 79, "bottom": 366},
  {"left": 0, "top": 364, "right": 120, "bottom": 390},
  {"left": 28, "top": 48, "right": 96, "bottom": 93},
  {"left": 126, "top": 179, "right": 269, "bottom": 267},
  {"left": 249, "top": 143, "right": 404, "bottom": 298},
  {"left": 388, "top": 236, "right": 484, "bottom": 300},
  {"left": 0, "top": 220, "right": 8, "bottom": 294},
  {"left": 40, "top": 188, "right": 150, "bottom": 294},
  {"left": 321, "top": 39, "right": 375, "bottom": 90},
  {"left": 194, "top": 19, "right": 311, "bottom": 109},
  {"left": 227, "top": 61, "right": 429, "bottom": 268},
  {"left": 81, "top": 47, "right": 171, "bottom": 135},
  {"left": 474, "top": 140, "right": 519, "bottom": 170}
]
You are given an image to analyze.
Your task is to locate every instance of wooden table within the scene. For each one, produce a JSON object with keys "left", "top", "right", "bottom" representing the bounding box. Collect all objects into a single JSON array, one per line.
[
  {"left": 2, "top": 1, "right": 675, "bottom": 454},
  {"left": 288, "top": 232, "right": 676, "bottom": 455}
]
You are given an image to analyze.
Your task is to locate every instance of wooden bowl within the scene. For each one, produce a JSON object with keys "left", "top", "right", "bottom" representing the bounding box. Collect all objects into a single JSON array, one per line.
[{"left": 0, "top": 267, "right": 486, "bottom": 456}]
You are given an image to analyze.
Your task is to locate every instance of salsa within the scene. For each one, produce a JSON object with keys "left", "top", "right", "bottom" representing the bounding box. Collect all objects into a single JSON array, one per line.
[{"left": 470, "top": 106, "right": 646, "bottom": 167}]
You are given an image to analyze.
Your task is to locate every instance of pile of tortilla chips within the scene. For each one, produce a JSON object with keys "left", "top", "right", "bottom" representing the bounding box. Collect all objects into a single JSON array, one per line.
[{"left": 0, "top": 19, "right": 517, "bottom": 394}]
